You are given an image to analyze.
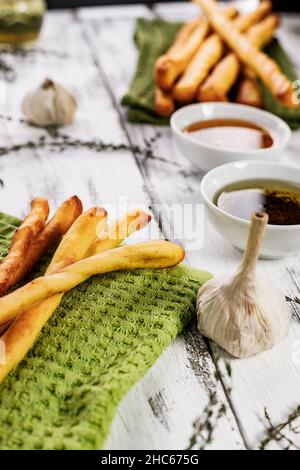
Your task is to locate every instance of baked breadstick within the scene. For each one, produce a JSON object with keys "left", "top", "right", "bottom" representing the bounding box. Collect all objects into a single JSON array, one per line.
[
  {"left": 233, "top": 1, "right": 272, "bottom": 33},
  {"left": 235, "top": 15, "right": 280, "bottom": 108},
  {"left": 0, "top": 198, "right": 49, "bottom": 296},
  {"left": 88, "top": 209, "right": 151, "bottom": 256},
  {"left": 247, "top": 13, "right": 279, "bottom": 49},
  {"left": 155, "top": 5, "right": 237, "bottom": 90},
  {"left": 195, "top": 0, "right": 296, "bottom": 107},
  {"left": 236, "top": 76, "right": 263, "bottom": 107},
  {"left": 174, "top": 3, "right": 272, "bottom": 104},
  {"left": 0, "top": 196, "right": 82, "bottom": 336},
  {"left": 0, "top": 209, "right": 151, "bottom": 383},
  {"left": 155, "top": 19, "right": 209, "bottom": 90},
  {"left": 0, "top": 207, "right": 107, "bottom": 383},
  {"left": 0, "top": 241, "right": 184, "bottom": 325},
  {"left": 174, "top": 34, "right": 223, "bottom": 103},
  {"left": 155, "top": 87, "right": 175, "bottom": 117},
  {"left": 197, "top": 14, "right": 279, "bottom": 102}
]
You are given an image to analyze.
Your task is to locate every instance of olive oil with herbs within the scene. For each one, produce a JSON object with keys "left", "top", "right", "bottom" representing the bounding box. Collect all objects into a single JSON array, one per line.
[{"left": 215, "top": 179, "right": 300, "bottom": 225}]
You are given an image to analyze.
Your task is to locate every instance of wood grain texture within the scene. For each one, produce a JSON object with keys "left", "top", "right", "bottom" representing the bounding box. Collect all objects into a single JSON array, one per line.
[{"left": 0, "top": 1, "right": 299, "bottom": 450}]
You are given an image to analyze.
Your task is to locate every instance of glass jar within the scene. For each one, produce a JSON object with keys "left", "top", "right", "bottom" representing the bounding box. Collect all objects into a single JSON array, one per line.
[{"left": 0, "top": 0, "right": 46, "bottom": 44}]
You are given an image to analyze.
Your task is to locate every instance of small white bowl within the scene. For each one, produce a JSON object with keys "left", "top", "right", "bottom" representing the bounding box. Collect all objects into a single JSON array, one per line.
[
  {"left": 201, "top": 161, "right": 300, "bottom": 259},
  {"left": 171, "top": 103, "right": 291, "bottom": 172}
]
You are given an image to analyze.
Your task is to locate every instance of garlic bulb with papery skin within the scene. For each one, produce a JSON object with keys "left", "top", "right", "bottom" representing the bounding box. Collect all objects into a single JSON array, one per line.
[
  {"left": 22, "top": 79, "right": 77, "bottom": 127},
  {"left": 197, "top": 213, "right": 289, "bottom": 358}
]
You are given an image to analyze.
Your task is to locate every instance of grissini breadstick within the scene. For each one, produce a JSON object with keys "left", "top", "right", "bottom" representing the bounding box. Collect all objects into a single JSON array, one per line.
[
  {"left": 247, "top": 13, "right": 279, "bottom": 49},
  {"left": 0, "top": 196, "right": 83, "bottom": 336},
  {"left": 173, "top": 3, "right": 272, "bottom": 104},
  {"left": 0, "top": 197, "right": 49, "bottom": 296},
  {"left": 155, "top": 87, "right": 175, "bottom": 117},
  {"left": 235, "top": 76, "right": 263, "bottom": 108},
  {"left": 194, "top": 0, "right": 296, "bottom": 107},
  {"left": 233, "top": 1, "right": 272, "bottom": 33},
  {"left": 0, "top": 209, "right": 151, "bottom": 383},
  {"left": 197, "top": 53, "right": 239, "bottom": 102},
  {"left": 88, "top": 209, "right": 151, "bottom": 256},
  {"left": 46, "top": 206, "right": 107, "bottom": 273},
  {"left": 155, "top": 5, "right": 237, "bottom": 90},
  {"left": 173, "top": 34, "right": 223, "bottom": 103},
  {"left": 198, "top": 14, "right": 279, "bottom": 102},
  {"left": 0, "top": 207, "right": 107, "bottom": 383},
  {"left": 155, "top": 19, "right": 209, "bottom": 91},
  {"left": 0, "top": 241, "right": 184, "bottom": 325}
]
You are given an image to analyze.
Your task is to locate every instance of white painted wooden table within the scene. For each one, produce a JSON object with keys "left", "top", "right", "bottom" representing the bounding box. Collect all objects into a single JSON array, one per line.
[{"left": 0, "top": 1, "right": 300, "bottom": 450}]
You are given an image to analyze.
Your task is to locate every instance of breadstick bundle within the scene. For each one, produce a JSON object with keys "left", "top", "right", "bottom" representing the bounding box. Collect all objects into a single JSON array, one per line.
[
  {"left": 0, "top": 203, "right": 185, "bottom": 384},
  {"left": 153, "top": 0, "right": 297, "bottom": 117}
]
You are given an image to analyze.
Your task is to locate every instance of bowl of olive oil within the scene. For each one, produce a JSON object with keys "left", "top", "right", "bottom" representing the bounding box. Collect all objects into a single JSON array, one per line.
[
  {"left": 201, "top": 161, "right": 300, "bottom": 259},
  {"left": 0, "top": 0, "right": 45, "bottom": 44}
]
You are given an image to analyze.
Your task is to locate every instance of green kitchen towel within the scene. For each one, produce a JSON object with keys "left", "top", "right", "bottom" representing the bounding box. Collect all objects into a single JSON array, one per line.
[
  {"left": 122, "top": 18, "right": 300, "bottom": 128},
  {"left": 0, "top": 211, "right": 212, "bottom": 450}
]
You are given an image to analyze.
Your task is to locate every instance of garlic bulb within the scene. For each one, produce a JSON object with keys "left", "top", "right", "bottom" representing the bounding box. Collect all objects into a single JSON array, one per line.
[
  {"left": 22, "top": 79, "right": 77, "bottom": 127},
  {"left": 197, "top": 213, "right": 289, "bottom": 358}
]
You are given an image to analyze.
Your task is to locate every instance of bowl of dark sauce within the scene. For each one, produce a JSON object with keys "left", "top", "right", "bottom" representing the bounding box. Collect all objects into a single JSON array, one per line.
[
  {"left": 201, "top": 161, "right": 300, "bottom": 259},
  {"left": 171, "top": 103, "right": 291, "bottom": 172}
]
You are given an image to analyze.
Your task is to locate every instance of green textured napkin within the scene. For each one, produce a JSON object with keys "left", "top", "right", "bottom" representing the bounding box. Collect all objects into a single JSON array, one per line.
[
  {"left": 122, "top": 19, "right": 300, "bottom": 128},
  {"left": 0, "top": 211, "right": 212, "bottom": 450}
]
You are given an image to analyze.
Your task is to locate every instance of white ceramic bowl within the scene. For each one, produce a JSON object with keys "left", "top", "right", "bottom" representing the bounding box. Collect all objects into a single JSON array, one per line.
[
  {"left": 201, "top": 161, "right": 300, "bottom": 259},
  {"left": 171, "top": 103, "right": 291, "bottom": 172}
]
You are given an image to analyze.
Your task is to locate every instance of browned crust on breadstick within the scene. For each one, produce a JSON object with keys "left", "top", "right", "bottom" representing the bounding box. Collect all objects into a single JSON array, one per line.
[
  {"left": 0, "top": 206, "right": 107, "bottom": 383},
  {"left": 174, "top": 3, "right": 273, "bottom": 104},
  {"left": 155, "top": 19, "right": 210, "bottom": 90},
  {"left": 173, "top": 34, "right": 224, "bottom": 103},
  {"left": 154, "top": 87, "right": 176, "bottom": 117},
  {"left": 236, "top": 76, "right": 263, "bottom": 108},
  {"left": 197, "top": 53, "right": 239, "bottom": 102},
  {"left": 198, "top": 14, "right": 279, "bottom": 103},
  {"left": 195, "top": 0, "right": 296, "bottom": 107},
  {"left": 247, "top": 14, "right": 280, "bottom": 49},
  {"left": 0, "top": 241, "right": 185, "bottom": 325},
  {"left": 154, "top": 5, "right": 237, "bottom": 91},
  {"left": 0, "top": 198, "right": 49, "bottom": 297},
  {"left": 0, "top": 196, "right": 83, "bottom": 336},
  {"left": 233, "top": 1, "right": 272, "bottom": 33}
]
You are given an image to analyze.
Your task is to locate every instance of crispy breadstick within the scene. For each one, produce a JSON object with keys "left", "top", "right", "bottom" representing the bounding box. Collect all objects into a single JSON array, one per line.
[
  {"left": 0, "top": 241, "right": 184, "bottom": 325},
  {"left": 0, "top": 207, "right": 107, "bottom": 383},
  {"left": 173, "top": 34, "right": 223, "bottom": 103},
  {"left": 0, "top": 198, "right": 49, "bottom": 297},
  {"left": 233, "top": 1, "right": 272, "bottom": 33},
  {"left": 46, "top": 207, "right": 107, "bottom": 274},
  {"left": 155, "top": 87, "right": 175, "bottom": 117},
  {"left": 236, "top": 76, "right": 263, "bottom": 107},
  {"left": 174, "top": 4, "right": 272, "bottom": 104},
  {"left": 197, "top": 53, "right": 239, "bottom": 102},
  {"left": 0, "top": 209, "right": 151, "bottom": 383},
  {"left": 155, "top": 19, "right": 209, "bottom": 91},
  {"left": 198, "top": 14, "right": 279, "bottom": 102},
  {"left": 88, "top": 209, "right": 151, "bottom": 256},
  {"left": 247, "top": 13, "right": 279, "bottom": 49},
  {"left": 195, "top": 0, "right": 296, "bottom": 107},
  {"left": 0, "top": 196, "right": 83, "bottom": 336},
  {"left": 155, "top": 6, "right": 237, "bottom": 90}
]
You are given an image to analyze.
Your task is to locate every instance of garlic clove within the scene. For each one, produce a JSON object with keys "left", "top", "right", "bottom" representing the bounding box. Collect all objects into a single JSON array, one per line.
[
  {"left": 22, "top": 79, "right": 77, "bottom": 127},
  {"left": 197, "top": 213, "right": 289, "bottom": 358}
]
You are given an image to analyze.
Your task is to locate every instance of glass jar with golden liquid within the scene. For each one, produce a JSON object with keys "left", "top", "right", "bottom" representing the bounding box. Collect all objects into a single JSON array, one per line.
[{"left": 0, "top": 0, "right": 46, "bottom": 44}]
